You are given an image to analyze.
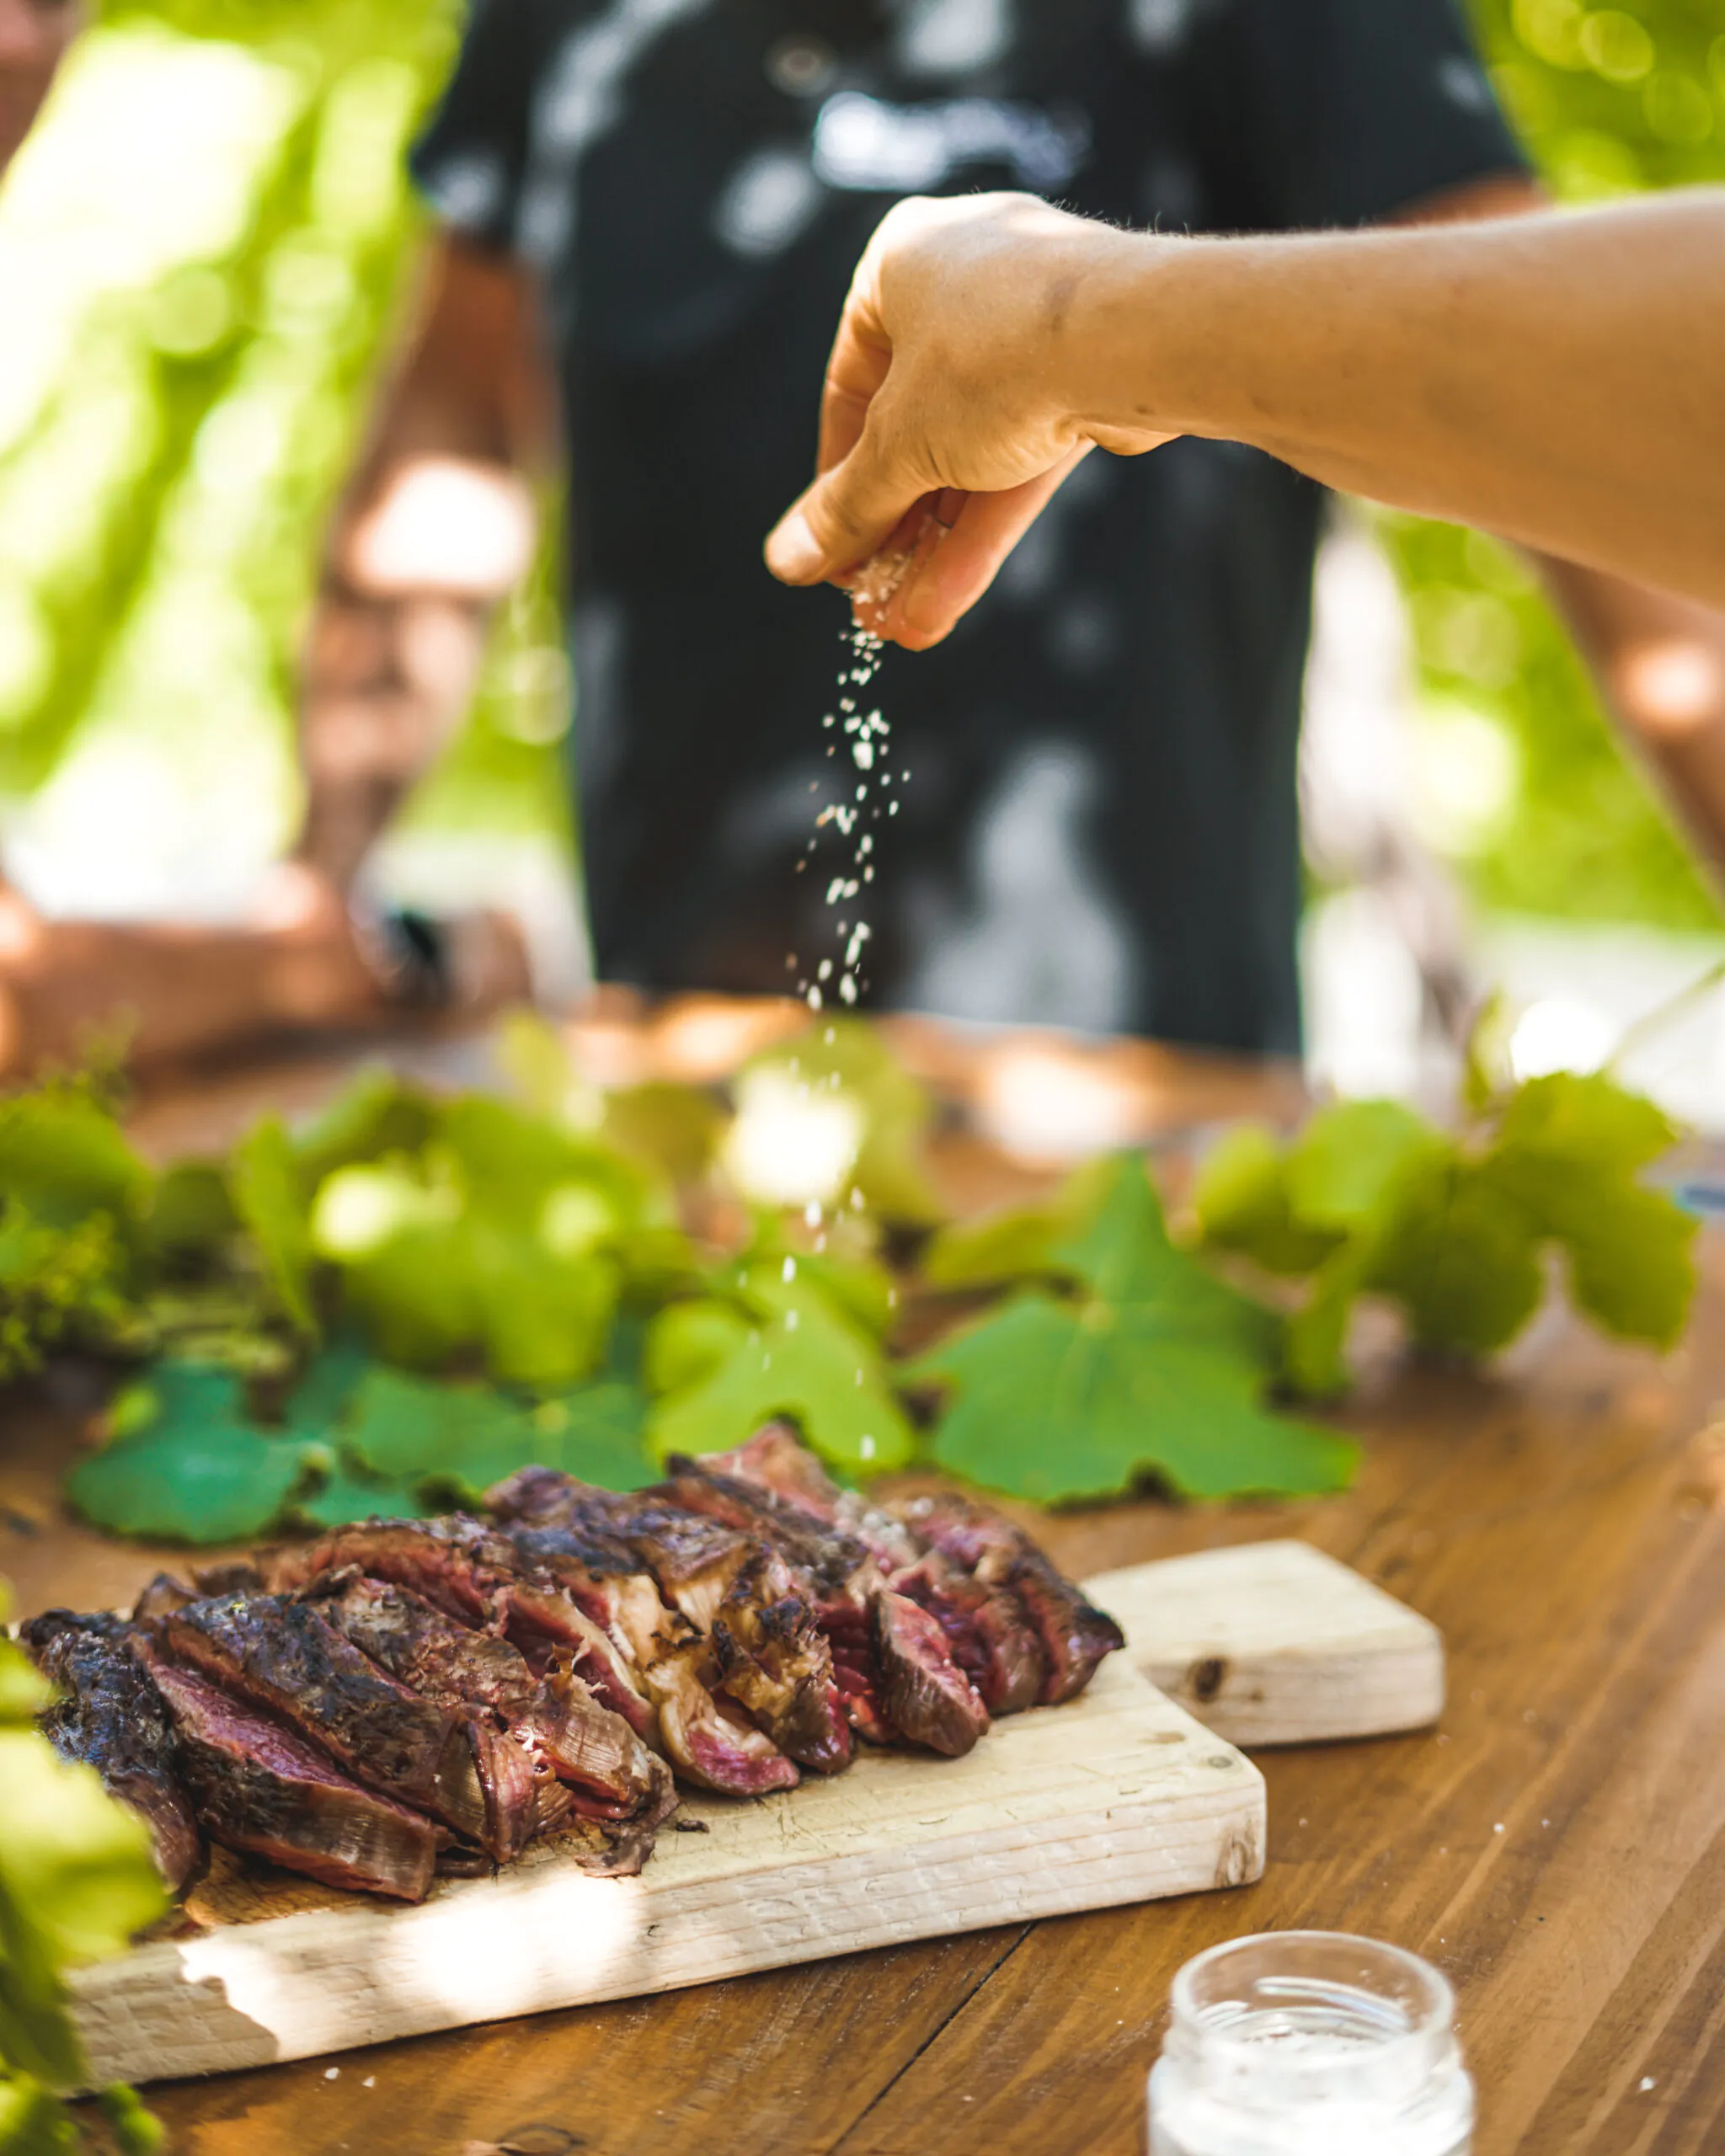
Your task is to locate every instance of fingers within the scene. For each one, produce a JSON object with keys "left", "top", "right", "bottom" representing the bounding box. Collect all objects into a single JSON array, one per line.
[
  {"left": 872, "top": 446, "right": 1093, "bottom": 649},
  {"left": 766, "top": 417, "right": 935, "bottom": 587}
]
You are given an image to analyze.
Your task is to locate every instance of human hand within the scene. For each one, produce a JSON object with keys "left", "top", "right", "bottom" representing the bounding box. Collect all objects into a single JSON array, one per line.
[{"left": 764, "top": 194, "right": 1173, "bottom": 648}]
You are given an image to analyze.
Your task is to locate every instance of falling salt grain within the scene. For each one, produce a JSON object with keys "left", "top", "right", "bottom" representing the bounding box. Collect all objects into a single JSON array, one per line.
[
  {"left": 782, "top": 1256, "right": 797, "bottom": 1283},
  {"left": 325, "top": 2068, "right": 340, "bottom": 2081},
  {"left": 362, "top": 2078, "right": 376, "bottom": 2090},
  {"left": 1493, "top": 1823, "right": 1503, "bottom": 1833}
]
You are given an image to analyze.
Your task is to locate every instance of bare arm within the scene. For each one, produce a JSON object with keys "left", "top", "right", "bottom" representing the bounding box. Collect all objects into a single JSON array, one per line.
[
  {"left": 298, "top": 229, "right": 556, "bottom": 893},
  {"left": 1387, "top": 175, "right": 1725, "bottom": 894},
  {"left": 766, "top": 189, "right": 1725, "bottom": 635}
]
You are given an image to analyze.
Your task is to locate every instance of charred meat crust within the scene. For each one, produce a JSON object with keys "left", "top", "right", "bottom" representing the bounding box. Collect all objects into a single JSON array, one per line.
[
  {"left": 133, "top": 1644, "right": 439, "bottom": 1903},
  {"left": 891, "top": 1493, "right": 1125, "bottom": 1705},
  {"left": 310, "top": 1573, "right": 661, "bottom": 1832},
  {"left": 22, "top": 1610, "right": 204, "bottom": 1892},
  {"left": 149, "top": 1593, "right": 485, "bottom": 1842},
  {"left": 496, "top": 1477, "right": 845, "bottom": 1775}
]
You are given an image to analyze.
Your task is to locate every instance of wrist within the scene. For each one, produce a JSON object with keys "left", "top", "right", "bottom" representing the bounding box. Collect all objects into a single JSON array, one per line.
[{"left": 1060, "top": 229, "right": 1258, "bottom": 451}]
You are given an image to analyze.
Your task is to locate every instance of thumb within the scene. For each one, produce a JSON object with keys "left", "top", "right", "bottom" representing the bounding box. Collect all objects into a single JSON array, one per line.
[{"left": 765, "top": 431, "right": 931, "bottom": 590}]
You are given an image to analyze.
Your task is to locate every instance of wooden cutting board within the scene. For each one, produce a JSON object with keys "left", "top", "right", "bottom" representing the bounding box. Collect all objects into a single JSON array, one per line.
[{"left": 68, "top": 1540, "right": 1442, "bottom": 2088}]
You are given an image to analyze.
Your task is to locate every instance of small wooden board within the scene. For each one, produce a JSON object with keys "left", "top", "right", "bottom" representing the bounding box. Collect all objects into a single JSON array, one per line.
[
  {"left": 1086, "top": 1540, "right": 1445, "bottom": 1748},
  {"left": 72, "top": 1652, "right": 1263, "bottom": 2087},
  {"left": 67, "top": 1540, "right": 1441, "bottom": 2086}
]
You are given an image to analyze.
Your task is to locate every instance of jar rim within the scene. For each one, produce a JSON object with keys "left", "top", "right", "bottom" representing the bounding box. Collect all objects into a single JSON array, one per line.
[{"left": 1168, "top": 1930, "right": 1457, "bottom": 2085}]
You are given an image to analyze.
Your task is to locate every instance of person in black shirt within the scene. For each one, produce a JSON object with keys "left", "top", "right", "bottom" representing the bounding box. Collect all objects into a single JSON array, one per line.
[
  {"left": 307, "top": 0, "right": 1719, "bottom": 1055},
  {"left": 10, "top": 2, "right": 1722, "bottom": 1075}
]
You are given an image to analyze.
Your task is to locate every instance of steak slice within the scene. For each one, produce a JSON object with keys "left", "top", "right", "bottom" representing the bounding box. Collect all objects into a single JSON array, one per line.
[
  {"left": 891, "top": 1558, "right": 1045, "bottom": 1716},
  {"left": 267, "top": 1515, "right": 517, "bottom": 1625},
  {"left": 708, "top": 1549, "right": 851, "bottom": 1774},
  {"left": 22, "top": 1611, "right": 203, "bottom": 1892},
  {"left": 493, "top": 1476, "right": 848, "bottom": 1777},
  {"left": 870, "top": 1590, "right": 990, "bottom": 1758},
  {"left": 892, "top": 1493, "right": 1125, "bottom": 1704},
  {"left": 312, "top": 1575, "right": 663, "bottom": 1831},
  {"left": 499, "top": 1524, "right": 798, "bottom": 1797},
  {"left": 702, "top": 1427, "right": 921, "bottom": 1570},
  {"left": 150, "top": 1593, "right": 486, "bottom": 1844},
  {"left": 700, "top": 1432, "right": 1043, "bottom": 1714},
  {"left": 660, "top": 1454, "right": 996, "bottom": 1756},
  {"left": 134, "top": 1644, "right": 437, "bottom": 1903}
]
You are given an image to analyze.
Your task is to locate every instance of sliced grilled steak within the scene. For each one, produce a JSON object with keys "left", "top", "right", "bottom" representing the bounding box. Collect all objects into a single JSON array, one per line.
[
  {"left": 493, "top": 1476, "right": 848, "bottom": 1776},
  {"left": 660, "top": 1455, "right": 999, "bottom": 1757},
  {"left": 22, "top": 1610, "right": 203, "bottom": 1892},
  {"left": 133, "top": 1643, "right": 437, "bottom": 1903},
  {"left": 150, "top": 1593, "right": 485, "bottom": 1843},
  {"left": 890, "top": 1558, "right": 1045, "bottom": 1716},
  {"left": 500, "top": 1523, "right": 799, "bottom": 1796},
  {"left": 708, "top": 1548, "right": 851, "bottom": 1774},
  {"left": 870, "top": 1590, "right": 990, "bottom": 1758},
  {"left": 892, "top": 1493, "right": 1125, "bottom": 1704},
  {"left": 312, "top": 1575, "right": 662, "bottom": 1830}
]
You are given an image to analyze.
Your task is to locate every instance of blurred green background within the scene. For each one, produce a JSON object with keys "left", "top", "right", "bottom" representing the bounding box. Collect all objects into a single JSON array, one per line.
[{"left": 0, "top": 0, "right": 1719, "bottom": 932}]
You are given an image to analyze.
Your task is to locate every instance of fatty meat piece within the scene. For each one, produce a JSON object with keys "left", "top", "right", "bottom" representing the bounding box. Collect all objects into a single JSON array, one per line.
[
  {"left": 149, "top": 1593, "right": 487, "bottom": 1843},
  {"left": 22, "top": 1610, "right": 203, "bottom": 1892},
  {"left": 133, "top": 1642, "right": 438, "bottom": 1903}
]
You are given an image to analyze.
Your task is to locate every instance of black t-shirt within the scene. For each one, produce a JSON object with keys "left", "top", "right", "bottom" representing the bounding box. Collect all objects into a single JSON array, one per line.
[{"left": 414, "top": 0, "right": 1525, "bottom": 1051}]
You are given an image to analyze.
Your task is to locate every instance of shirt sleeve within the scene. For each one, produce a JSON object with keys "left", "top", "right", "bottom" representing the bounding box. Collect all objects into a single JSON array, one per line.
[
  {"left": 409, "top": 0, "right": 539, "bottom": 253},
  {"left": 1217, "top": 0, "right": 1532, "bottom": 232}
]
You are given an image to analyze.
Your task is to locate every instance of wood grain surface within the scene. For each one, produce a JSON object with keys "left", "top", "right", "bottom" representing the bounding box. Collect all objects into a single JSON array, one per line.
[{"left": 4, "top": 1027, "right": 1722, "bottom": 2156}]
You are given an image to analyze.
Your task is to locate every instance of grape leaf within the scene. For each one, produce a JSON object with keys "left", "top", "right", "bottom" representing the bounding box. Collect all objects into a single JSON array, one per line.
[
  {"left": 229, "top": 1117, "right": 317, "bottom": 1337},
  {"left": 1194, "top": 1073, "right": 1698, "bottom": 1393},
  {"left": 919, "top": 1155, "right": 1119, "bottom": 1290},
  {"left": 909, "top": 1155, "right": 1355, "bottom": 1504},
  {"left": 337, "top": 1367, "right": 651, "bottom": 1502},
  {"left": 289, "top": 1066, "right": 441, "bottom": 1187},
  {"left": 644, "top": 1267, "right": 915, "bottom": 1475},
  {"left": 138, "top": 1161, "right": 237, "bottom": 1272},
  {"left": 67, "top": 1364, "right": 313, "bottom": 1544},
  {"left": 0, "top": 1726, "right": 167, "bottom": 2089}
]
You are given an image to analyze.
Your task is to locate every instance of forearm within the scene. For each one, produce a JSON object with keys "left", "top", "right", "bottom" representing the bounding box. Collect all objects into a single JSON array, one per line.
[
  {"left": 1069, "top": 193, "right": 1725, "bottom": 609},
  {"left": 1536, "top": 556, "right": 1725, "bottom": 886}
]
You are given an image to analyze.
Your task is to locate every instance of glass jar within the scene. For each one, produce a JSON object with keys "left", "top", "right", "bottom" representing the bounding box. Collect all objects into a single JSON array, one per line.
[{"left": 1147, "top": 1931, "right": 1474, "bottom": 2156}]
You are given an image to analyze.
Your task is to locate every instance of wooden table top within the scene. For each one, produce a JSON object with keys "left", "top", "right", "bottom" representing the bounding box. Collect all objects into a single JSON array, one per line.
[{"left": 4, "top": 1018, "right": 1722, "bottom": 2156}]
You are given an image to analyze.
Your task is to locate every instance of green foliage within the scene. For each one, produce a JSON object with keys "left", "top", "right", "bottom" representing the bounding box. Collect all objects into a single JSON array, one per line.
[
  {"left": 734, "top": 1019, "right": 945, "bottom": 1226},
  {"left": 2, "top": 1025, "right": 1703, "bottom": 1537},
  {"left": 908, "top": 1155, "right": 1358, "bottom": 1505},
  {"left": 0, "top": 1584, "right": 165, "bottom": 2154},
  {"left": 1378, "top": 0, "right": 1725, "bottom": 933},
  {"left": 645, "top": 1265, "right": 916, "bottom": 1476},
  {"left": 68, "top": 1361, "right": 315, "bottom": 1542},
  {"left": 1194, "top": 1070, "right": 1698, "bottom": 1395}
]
